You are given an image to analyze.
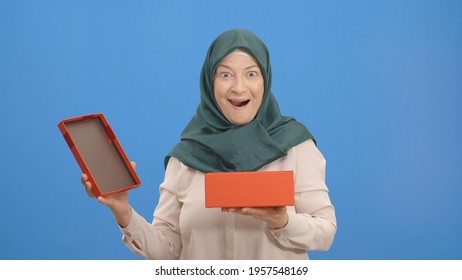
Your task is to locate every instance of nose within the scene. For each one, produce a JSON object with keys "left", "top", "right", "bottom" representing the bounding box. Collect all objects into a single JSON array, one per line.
[{"left": 232, "top": 76, "right": 247, "bottom": 95}]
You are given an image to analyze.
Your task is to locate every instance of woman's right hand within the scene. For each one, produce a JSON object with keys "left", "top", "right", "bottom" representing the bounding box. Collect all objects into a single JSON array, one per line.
[{"left": 80, "top": 161, "right": 136, "bottom": 228}]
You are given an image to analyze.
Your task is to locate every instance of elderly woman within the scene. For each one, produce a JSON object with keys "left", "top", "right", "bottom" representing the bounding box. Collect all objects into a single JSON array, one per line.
[{"left": 82, "top": 29, "right": 336, "bottom": 259}]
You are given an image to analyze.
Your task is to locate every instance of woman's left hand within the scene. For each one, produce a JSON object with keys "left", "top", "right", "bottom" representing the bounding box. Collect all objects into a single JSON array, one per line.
[{"left": 223, "top": 206, "right": 288, "bottom": 229}]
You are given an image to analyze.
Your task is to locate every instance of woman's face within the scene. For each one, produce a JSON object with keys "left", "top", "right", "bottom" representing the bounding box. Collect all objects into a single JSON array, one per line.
[{"left": 214, "top": 50, "right": 264, "bottom": 126}]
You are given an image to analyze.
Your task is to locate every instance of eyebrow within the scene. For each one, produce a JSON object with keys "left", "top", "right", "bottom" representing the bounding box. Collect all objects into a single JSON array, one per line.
[{"left": 216, "top": 64, "right": 260, "bottom": 71}]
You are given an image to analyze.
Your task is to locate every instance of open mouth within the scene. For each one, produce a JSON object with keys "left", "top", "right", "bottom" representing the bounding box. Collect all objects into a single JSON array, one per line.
[{"left": 229, "top": 99, "right": 250, "bottom": 108}]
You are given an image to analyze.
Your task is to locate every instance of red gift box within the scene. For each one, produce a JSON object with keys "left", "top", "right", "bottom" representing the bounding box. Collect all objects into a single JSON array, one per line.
[{"left": 205, "top": 171, "right": 294, "bottom": 208}]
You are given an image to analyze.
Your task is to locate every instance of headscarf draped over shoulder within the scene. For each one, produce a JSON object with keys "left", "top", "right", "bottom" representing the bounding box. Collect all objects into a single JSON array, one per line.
[{"left": 166, "top": 29, "right": 314, "bottom": 173}]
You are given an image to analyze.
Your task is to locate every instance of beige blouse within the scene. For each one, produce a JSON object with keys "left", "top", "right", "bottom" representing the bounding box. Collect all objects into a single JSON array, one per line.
[{"left": 120, "top": 139, "right": 337, "bottom": 259}]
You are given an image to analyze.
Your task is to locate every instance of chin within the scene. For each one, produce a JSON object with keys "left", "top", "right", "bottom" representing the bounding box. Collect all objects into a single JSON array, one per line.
[{"left": 230, "top": 118, "right": 251, "bottom": 126}]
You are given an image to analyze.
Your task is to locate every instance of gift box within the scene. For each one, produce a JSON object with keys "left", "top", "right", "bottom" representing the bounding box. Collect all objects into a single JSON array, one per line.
[
  {"left": 205, "top": 171, "right": 294, "bottom": 208},
  {"left": 58, "top": 113, "right": 141, "bottom": 197}
]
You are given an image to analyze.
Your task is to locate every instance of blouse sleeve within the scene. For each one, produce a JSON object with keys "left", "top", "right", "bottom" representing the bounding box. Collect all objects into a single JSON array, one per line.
[
  {"left": 120, "top": 157, "right": 185, "bottom": 259},
  {"left": 269, "top": 139, "right": 337, "bottom": 251}
]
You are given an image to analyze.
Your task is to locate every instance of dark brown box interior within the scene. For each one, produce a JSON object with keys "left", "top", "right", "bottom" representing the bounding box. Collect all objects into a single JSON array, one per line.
[{"left": 65, "top": 117, "right": 137, "bottom": 194}]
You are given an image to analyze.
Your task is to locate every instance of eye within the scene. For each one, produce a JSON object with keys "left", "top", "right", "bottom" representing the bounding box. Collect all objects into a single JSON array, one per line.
[
  {"left": 247, "top": 71, "right": 258, "bottom": 78},
  {"left": 219, "top": 72, "right": 232, "bottom": 78}
]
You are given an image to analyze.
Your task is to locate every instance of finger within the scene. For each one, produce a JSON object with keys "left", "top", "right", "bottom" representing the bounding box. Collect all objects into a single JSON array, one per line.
[
  {"left": 97, "top": 196, "right": 107, "bottom": 205},
  {"left": 241, "top": 207, "right": 263, "bottom": 215},
  {"left": 97, "top": 196, "right": 115, "bottom": 209},
  {"left": 227, "top": 208, "right": 241, "bottom": 213},
  {"left": 85, "top": 181, "right": 95, "bottom": 198},
  {"left": 81, "top": 173, "right": 88, "bottom": 184},
  {"left": 241, "top": 207, "right": 277, "bottom": 219},
  {"left": 231, "top": 208, "right": 254, "bottom": 217},
  {"left": 245, "top": 207, "right": 284, "bottom": 214}
]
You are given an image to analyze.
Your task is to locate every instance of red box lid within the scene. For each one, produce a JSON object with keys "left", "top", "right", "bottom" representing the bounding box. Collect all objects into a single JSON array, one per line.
[{"left": 58, "top": 113, "right": 141, "bottom": 197}]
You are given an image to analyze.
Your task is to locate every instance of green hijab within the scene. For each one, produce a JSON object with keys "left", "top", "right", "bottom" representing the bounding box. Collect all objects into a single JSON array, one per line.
[{"left": 166, "top": 29, "right": 314, "bottom": 173}]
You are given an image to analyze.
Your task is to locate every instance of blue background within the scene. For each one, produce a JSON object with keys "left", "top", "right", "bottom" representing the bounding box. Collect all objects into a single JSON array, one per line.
[{"left": 1, "top": 0, "right": 461, "bottom": 260}]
